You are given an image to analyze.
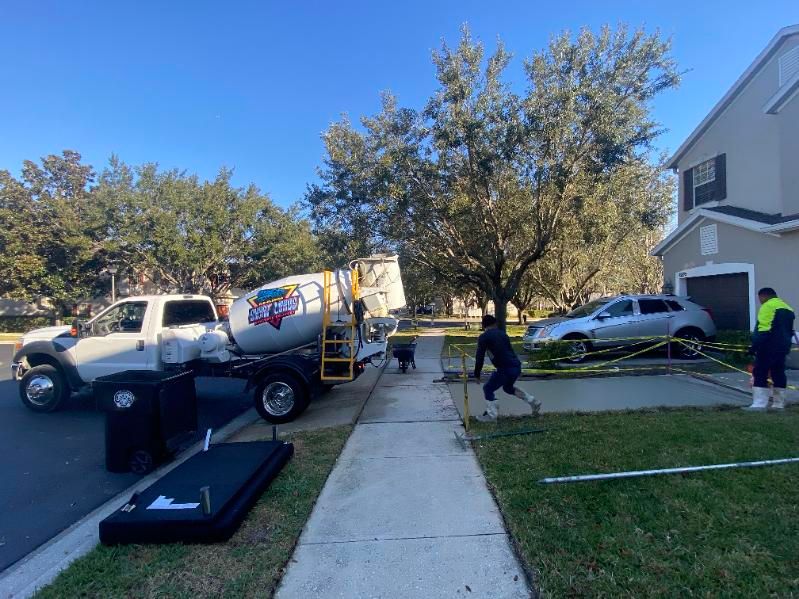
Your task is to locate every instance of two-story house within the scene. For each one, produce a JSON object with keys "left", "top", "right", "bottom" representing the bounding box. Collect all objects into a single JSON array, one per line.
[{"left": 653, "top": 25, "right": 799, "bottom": 331}]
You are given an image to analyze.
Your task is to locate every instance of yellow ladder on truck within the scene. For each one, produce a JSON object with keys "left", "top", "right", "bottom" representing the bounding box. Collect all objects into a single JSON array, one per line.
[{"left": 320, "top": 268, "right": 359, "bottom": 382}]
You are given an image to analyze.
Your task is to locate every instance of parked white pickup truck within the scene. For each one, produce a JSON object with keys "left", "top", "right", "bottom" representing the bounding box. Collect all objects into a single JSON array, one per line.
[
  {"left": 13, "top": 295, "right": 220, "bottom": 412},
  {"left": 13, "top": 254, "right": 406, "bottom": 423}
]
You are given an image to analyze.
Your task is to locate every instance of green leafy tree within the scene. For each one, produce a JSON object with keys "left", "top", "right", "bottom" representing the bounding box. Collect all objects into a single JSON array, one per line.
[
  {"left": 527, "top": 161, "right": 673, "bottom": 311},
  {"left": 95, "top": 159, "right": 321, "bottom": 299},
  {"left": 0, "top": 151, "right": 107, "bottom": 313},
  {"left": 307, "top": 25, "right": 679, "bottom": 327}
]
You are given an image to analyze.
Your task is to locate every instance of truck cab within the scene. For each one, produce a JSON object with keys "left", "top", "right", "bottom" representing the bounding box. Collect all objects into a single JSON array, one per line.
[{"left": 13, "top": 295, "right": 217, "bottom": 412}]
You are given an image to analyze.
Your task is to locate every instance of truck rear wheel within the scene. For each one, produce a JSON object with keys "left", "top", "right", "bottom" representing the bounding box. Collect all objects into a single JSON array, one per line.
[
  {"left": 254, "top": 372, "right": 310, "bottom": 424},
  {"left": 19, "top": 364, "right": 71, "bottom": 413}
]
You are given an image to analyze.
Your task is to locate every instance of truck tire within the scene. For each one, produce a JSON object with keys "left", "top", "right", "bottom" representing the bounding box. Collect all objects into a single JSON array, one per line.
[
  {"left": 254, "top": 372, "right": 310, "bottom": 424},
  {"left": 19, "top": 364, "right": 71, "bottom": 413}
]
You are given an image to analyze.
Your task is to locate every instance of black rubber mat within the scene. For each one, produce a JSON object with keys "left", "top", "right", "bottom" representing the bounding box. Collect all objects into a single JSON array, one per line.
[{"left": 99, "top": 441, "right": 293, "bottom": 544}]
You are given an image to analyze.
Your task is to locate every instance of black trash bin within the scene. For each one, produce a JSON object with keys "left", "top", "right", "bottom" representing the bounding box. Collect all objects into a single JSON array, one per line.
[{"left": 95, "top": 370, "right": 197, "bottom": 474}]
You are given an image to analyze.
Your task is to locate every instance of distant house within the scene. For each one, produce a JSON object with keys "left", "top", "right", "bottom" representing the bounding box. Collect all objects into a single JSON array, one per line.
[{"left": 653, "top": 25, "right": 799, "bottom": 331}]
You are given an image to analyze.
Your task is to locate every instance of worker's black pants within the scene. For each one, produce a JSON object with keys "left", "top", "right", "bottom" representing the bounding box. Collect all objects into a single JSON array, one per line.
[{"left": 753, "top": 351, "right": 787, "bottom": 389}]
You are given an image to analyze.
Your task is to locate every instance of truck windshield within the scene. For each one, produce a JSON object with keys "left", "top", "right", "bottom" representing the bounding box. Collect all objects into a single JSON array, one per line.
[{"left": 163, "top": 301, "right": 216, "bottom": 327}]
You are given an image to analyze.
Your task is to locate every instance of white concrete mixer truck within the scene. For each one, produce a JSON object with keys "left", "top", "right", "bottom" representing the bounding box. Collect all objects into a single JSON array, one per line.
[{"left": 12, "top": 255, "right": 406, "bottom": 423}]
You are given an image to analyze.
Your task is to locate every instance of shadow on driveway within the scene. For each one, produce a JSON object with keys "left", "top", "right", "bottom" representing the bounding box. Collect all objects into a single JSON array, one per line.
[{"left": 0, "top": 376, "right": 251, "bottom": 573}]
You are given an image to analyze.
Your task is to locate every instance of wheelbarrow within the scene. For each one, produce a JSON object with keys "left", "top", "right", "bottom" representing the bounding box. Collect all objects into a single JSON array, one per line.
[{"left": 391, "top": 340, "right": 417, "bottom": 373}]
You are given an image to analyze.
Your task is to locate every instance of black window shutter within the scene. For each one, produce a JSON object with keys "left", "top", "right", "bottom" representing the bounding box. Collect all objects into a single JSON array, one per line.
[
  {"left": 715, "top": 153, "right": 726, "bottom": 201},
  {"left": 683, "top": 168, "right": 694, "bottom": 210}
]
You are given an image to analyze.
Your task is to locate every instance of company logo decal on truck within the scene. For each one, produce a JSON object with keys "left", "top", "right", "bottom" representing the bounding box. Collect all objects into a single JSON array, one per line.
[{"left": 247, "top": 285, "right": 300, "bottom": 329}]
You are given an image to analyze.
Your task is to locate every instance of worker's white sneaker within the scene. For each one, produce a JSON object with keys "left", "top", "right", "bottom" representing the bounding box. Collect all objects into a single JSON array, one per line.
[
  {"left": 514, "top": 387, "right": 541, "bottom": 417},
  {"left": 476, "top": 401, "right": 498, "bottom": 422},
  {"left": 743, "top": 386, "right": 770, "bottom": 411},
  {"left": 770, "top": 388, "right": 786, "bottom": 410}
]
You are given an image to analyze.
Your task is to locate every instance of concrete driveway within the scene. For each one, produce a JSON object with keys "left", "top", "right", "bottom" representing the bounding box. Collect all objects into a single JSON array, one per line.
[
  {"left": 448, "top": 373, "right": 750, "bottom": 419},
  {"left": 0, "top": 342, "right": 253, "bottom": 573}
]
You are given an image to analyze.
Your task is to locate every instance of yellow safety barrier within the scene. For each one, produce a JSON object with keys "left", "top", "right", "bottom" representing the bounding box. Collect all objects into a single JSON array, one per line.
[
  {"left": 447, "top": 333, "right": 797, "bottom": 394},
  {"left": 673, "top": 338, "right": 799, "bottom": 392}
]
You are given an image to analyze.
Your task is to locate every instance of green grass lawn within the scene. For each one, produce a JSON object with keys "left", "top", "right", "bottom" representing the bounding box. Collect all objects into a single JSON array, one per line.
[
  {"left": 36, "top": 426, "right": 352, "bottom": 599},
  {"left": 472, "top": 409, "right": 799, "bottom": 597}
]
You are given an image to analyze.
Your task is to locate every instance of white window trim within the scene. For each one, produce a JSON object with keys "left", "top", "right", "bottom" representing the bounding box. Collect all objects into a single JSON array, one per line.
[{"left": 674, "top": 262, "right": 755, "bottom": 330}]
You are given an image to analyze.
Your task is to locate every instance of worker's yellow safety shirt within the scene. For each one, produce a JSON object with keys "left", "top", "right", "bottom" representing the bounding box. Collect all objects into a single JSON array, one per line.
[{"left": 757, "top": 297, "right": 794, "bottom": 332}]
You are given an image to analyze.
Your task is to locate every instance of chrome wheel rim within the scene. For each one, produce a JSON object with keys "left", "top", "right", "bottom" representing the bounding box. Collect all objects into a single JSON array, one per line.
[
  {"left": 567, "top": 341, "right": 588, "bottom": 363},
  {"left": 26, "top": 374, "right": 55, "bottom": 406},
  {"left": 262, "top": 382, "right": 295, "bottom": 416},
  {"left": 680, "top": 336, "right": 702, "bottom": 358}
]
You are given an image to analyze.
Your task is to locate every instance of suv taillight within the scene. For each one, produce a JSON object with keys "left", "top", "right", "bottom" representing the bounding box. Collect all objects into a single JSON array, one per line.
[{"left": 702, "top": 307, "right": 714, "bottom": 322}]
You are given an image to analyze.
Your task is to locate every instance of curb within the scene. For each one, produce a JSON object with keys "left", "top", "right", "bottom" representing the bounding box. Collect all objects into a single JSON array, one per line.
[{"left": 0, "top": 407, "right": 261, "bottom": 599}]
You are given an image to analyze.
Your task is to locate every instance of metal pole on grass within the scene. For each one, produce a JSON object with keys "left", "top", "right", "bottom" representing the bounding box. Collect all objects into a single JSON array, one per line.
[
  {"left": 461, "top": 352, "right": 470, "bottom": 433},
  {"left": 538, "top": 457, "right": 799, "bottom": 485}
]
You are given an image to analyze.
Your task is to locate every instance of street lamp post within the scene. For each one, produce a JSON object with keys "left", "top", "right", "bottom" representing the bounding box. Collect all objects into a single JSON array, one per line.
[{"left": 108, "top": 266, "right": 118, "bottom": 303}]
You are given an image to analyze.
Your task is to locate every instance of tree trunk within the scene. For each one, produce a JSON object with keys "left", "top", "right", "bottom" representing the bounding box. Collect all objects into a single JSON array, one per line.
[
  {"left": 493, "top": 296, "right": 509, "bottom": 330},
  {"left": 479, "top": 295, "right": 489, "bottom": 318},
  {"left": 510, "top": 300, "right": 525, "bottom": 324}
]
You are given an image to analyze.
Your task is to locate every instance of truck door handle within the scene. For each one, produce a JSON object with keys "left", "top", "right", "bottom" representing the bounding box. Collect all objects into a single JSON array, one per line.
[{"left": 136, "top": 340, "right": 144, "bottom": 351}]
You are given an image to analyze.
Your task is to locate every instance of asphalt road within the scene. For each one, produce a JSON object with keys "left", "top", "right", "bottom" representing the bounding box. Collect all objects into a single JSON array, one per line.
[{"left": 0, "top": 343, "right": 253, "bottom": 573}]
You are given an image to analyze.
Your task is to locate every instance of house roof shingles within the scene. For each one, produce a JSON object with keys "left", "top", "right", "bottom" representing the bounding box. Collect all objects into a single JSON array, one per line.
[{"left": 704, "top": 205, "right": 799, "bottom": 225}]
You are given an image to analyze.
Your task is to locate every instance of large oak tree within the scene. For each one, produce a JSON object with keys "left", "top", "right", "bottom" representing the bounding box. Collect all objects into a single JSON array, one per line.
[{"left": 307, "top": 25, "right": 679, "bottom": 327}]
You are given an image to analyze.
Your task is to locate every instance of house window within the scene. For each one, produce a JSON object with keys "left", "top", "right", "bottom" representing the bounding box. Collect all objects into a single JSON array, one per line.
[
  {"left": 683, "top": 154, "right": 726, "bottom": 210},
  {"left": 693, "top": 159, "right": 716, "bottom": 205}
]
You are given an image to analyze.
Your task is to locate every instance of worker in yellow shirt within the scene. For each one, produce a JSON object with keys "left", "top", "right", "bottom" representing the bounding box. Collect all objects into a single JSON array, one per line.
[{"left": 745, "top": 287, "right": 796, "bottom": 410}]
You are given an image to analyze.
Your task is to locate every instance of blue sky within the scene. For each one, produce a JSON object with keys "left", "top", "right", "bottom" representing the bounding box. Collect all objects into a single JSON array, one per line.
[{"left": 1, "top": 1, "right": 797, "bottom": 208}]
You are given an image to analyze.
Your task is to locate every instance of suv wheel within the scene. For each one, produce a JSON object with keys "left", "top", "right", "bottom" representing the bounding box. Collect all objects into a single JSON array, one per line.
[
  {"left": 675, "top": 330, "right": 705, "bottom": 360},
  {"left": 563, "top": 336, "right": 592, "bottom": 364},
  {"left": 19, "top": 364, "right": 71, "bottom": 412}
]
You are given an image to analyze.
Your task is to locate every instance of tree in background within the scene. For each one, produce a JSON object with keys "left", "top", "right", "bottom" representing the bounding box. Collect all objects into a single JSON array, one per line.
[
  {"left": 94, "top": 158, "right": 321, "bottom": 299},
  {"left": 307, "top": 25, "right": 679, "bottom": 327},
  {"left": 526, "top": 161, "right": 673, "bottom": 311},
  {"left": 603, "top": 229, "right": 666, "bottom": 296},
  {"left": 0, "top": 151, "right": 108, "bottom": 314}
]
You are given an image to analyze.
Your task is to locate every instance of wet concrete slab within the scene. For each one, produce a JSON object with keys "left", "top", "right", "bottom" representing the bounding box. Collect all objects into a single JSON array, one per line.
[
  {"left": 448, "top": 374, "right": 748, "bottom": 419},
  {"left": 705, "top": 371, "right": 799, "bottom": 403}
]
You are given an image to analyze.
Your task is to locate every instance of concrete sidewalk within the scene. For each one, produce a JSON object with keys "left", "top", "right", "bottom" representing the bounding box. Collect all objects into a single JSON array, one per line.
[{"left": 276, "top": 331, "right": 529, "bottom": 598}]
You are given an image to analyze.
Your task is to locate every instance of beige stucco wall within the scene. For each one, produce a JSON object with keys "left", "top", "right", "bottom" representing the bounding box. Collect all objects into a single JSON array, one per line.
[
  {"left": 779, "top": 90, "right": 799, "bottom": 216},
  {"left": 662, "top": 221, "right": 799, "bottom": 325},
  {"left": 676, "top": 35, "right": 799, "bottom": 224}
]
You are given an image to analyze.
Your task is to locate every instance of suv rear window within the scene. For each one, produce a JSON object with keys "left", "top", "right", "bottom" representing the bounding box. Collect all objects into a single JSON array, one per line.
[
  {"left": 163, "top": 300, "right": 216, "bottom": 327},
  {"left": 665, "top": 300, "right": 685, "bottom": 312},
  {"left": 638, "top": 299, "right": 669, "bottom": 315}
]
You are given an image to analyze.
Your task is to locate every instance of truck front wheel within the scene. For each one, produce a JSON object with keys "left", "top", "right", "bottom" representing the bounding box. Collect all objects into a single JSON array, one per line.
[
  {"left": 254, "top": 373, "right": 310, "bottom": 424},
  {"left": 19, "top": 364, "right": 71, "bottom": 413}
]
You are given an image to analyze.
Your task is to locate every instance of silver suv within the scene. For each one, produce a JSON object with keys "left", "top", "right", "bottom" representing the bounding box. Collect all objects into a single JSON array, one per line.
[{"left": 522, "top": 295, "right": 717, "bottom": 362}]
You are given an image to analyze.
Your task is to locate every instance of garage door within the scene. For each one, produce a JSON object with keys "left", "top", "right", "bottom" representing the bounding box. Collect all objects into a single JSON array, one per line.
[{"left": 686, "top": 273, "right": 750, "bottom": 330}]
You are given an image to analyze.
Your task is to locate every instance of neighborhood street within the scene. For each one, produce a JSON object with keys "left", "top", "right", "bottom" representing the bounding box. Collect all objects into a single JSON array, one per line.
[{"left": 0, "top": 343, "right": 253, "bottom": 573}]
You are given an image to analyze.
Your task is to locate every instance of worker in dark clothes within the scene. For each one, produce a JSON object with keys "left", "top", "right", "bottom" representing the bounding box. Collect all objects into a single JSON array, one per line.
[
  {"left": 745, "top": 287, "right": 796, "bottom": 410},
  {"left": 473, "top": 314, "right": 541, "bottom": 422}
]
